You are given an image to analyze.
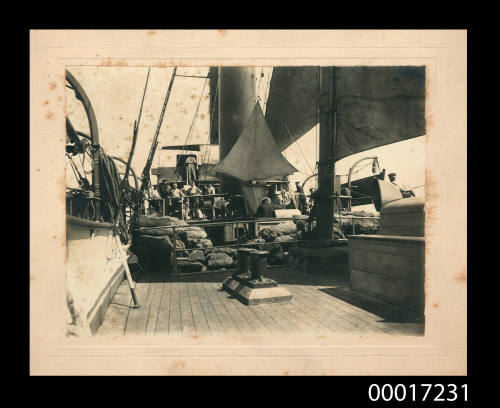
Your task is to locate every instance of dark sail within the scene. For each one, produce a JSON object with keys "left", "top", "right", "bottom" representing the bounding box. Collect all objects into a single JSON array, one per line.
[{"left": 265, "top": 66, "right": 426, "bottom": 160}]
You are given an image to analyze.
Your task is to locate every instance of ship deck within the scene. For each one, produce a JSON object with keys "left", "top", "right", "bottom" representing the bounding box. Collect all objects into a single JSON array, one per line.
[{"left": 97, "top": 266, "right": 424, "bottom": 337}]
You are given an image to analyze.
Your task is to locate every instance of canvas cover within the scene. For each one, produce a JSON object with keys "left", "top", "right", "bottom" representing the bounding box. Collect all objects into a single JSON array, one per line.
[
  {"left": 265, "top": 66, "right": 426, "bottom": 160},
  {"left": 211, "top": 103, "right": 298, "bottom": 181},
  {"left": 242, "top": 184, "right": 267, "bottom": 215}
]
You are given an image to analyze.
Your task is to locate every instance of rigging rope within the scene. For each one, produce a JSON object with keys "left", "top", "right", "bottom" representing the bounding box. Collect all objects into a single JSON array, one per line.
[
  {"left": 181, "top": 76, "right": 208, "bottom": 155},
  {"left": 283, "top": 120, "right": 314, "bottom": 175},
  {"left": 337, "top": 161, "right": 373, "bottom": 178},
  {"left": 201, "top": 72, "right": 220, "bottom": 178}
]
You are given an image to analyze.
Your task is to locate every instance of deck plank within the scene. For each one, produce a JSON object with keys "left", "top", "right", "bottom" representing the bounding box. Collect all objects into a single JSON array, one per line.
[
  {"left": 193, "top": 282, "right": 225, "bottom": 335},
  {"left": 230, "top": 298, "right": 273, "bottom": 335},
  {"left": 186, "top": 281, "right": 212, "bottom": 335},
  {"left": 282, "top": 274, "right": 390, "bottom": 335},
  {"left": 250, "top": 304, "right": 288, "bottom": 335},
  {"left": 168, "top": 279, "right": 182, "bottom": 336},
  {"left": 280, "top": 300, "right": 337, "bottom": 336},
  {"left": 272, "top": 269, "right": 383, "bottom": 334},
  {"left": 201, "top": 281, "right": 240, "bottom": 335},
  {"left": 282, "top": 283, "right": 359, "bottom": 334},
  {"left": 272, "top": 301, "right": 326, "bottom": 336},
  {"left": 124, "top": 277, "right": 152, "bottom": 336},
  {"left": 145, "top": 282, "right": 164, "bottom": 336},
  {"left": 96, "top": 279, "right": 131, "bottom": 336},
  {"left": 155, "top": 280, "right": 172, "bottom": 335},
  {"left": 99, "top": 266, "right": 424, "bottom": 337},
  {"left": 179, "top": 281, "right": 196, "bottom": 336},
  {"left": 211, "top": 282, "right": 256, "bottom": 335}
]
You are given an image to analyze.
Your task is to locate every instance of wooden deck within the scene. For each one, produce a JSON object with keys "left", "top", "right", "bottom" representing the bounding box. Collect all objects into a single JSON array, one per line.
[{"left": 97, "top": 266, "right": 424, "bottom": 337}]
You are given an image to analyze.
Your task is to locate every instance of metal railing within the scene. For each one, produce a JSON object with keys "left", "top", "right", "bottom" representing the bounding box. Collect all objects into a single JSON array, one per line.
[{"left": 146, "top": 193, "right": 229, "bottom": 220}]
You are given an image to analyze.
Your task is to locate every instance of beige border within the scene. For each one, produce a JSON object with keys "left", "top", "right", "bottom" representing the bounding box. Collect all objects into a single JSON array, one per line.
[{"left": 30, "top": 30, "right": 467, "bottom": 375}]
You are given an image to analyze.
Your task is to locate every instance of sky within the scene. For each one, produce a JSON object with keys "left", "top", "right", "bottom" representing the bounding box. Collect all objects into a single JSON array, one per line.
[{"left": 66, "top": 66, "right": 425, "bottom": 212}]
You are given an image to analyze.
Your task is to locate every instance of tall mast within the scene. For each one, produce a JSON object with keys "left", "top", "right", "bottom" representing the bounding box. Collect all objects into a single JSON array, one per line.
[{"left": 316, "top": 66, "right": 337, "bottom": 240}]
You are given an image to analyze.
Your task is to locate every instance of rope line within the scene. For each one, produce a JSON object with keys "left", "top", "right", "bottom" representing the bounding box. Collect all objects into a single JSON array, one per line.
[{"left": 182, "top": 76, "right": 208, "bottom": 155}]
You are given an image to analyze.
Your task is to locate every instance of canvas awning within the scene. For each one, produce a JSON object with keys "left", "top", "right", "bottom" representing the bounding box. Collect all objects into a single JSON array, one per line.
[
  {"left": 265, "top": 66, "right": 426, "bottom": 160},
  {"left": 211, "top": 103, "right": 298, "bottom": 181}
]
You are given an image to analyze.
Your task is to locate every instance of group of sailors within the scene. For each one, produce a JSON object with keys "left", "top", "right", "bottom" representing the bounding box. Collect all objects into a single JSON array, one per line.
[
  {"left": 147, "top": 180, "right": 217, "bottom": 219},
  {"left": 147, "top": 178, "right": 319, "bottom": 220}
]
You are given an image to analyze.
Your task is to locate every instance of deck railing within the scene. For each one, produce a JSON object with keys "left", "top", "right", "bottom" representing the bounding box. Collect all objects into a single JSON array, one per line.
[{"left": 146, "top": 193, "right": 230, "bottom": 220}]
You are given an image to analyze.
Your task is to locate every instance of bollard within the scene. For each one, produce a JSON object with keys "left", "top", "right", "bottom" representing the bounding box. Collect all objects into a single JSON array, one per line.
[
  {"left": 250, "top": 250, "right": 269, "bottom": 281},
  {"left": 237, "top": 248, "right": 256, "bottom": 276}
]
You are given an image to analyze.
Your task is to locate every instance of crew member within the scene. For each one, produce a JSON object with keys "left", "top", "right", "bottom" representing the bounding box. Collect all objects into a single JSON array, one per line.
[
  {"left": 295, "top": 181, "right": 308, "bottom": 213},
  {"left": 270, "top": 185, "right": 282, "bottom": 207},
  {"left": 149, "top": 186, "right": 162, "bottom": 214},
  {"left": 388, "top": 173, "right": 415, "bottom": 198},
  {"left": 158, "top": 179, "right": 171, "bottom": 215},
  {"left": 186, "top": 181, "right": 202, "bottom": 219},
  {"left": 255, "top": 197, "right": 275, "bottom": 218},
  {"left": 280, "top": 188, "right": 293, "bottom": 208},
  {"left": 170, "top": 183, "right": 185, "bottom": 218},
  {"left": 185, "top": 155, "right": 198, "bottom": 184}
]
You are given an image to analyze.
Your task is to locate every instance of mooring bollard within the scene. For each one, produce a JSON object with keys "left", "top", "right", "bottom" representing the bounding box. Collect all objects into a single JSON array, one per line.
[
  {"left": 250, "top": 250, "right": 269, "bottom": 281},
  {"left": 237, "top": 248, "right": 256, "bottom": 275}
]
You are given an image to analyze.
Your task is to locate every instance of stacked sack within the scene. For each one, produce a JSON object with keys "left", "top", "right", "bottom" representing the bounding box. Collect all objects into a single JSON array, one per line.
[
  {"left": 335, "top": 210, "right": 379, "bottom": 236},
  {"left": 132, "top": 215, "right": 212, "bottom": 271},
  {"left": 256, "top": 221, "right": 302, "bottom": 265}
]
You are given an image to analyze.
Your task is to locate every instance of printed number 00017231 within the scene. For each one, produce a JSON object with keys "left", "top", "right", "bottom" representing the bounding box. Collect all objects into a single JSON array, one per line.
[{"left": 368, "top": 384, "right": 467, "bottom": 402}]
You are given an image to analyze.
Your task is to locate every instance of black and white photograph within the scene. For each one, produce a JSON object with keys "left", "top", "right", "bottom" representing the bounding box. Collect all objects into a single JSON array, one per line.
[{"left": 30, "top": 30, "right": 467, "bottom": 376}]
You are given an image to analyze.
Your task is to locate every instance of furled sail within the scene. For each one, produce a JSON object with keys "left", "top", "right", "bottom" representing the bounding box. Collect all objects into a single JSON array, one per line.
[
  {"left": 211, "top": 103, "right": 298, "bottom": 181},
  {"left": 265, "top": 66, "right": 426, "bottom": 160}
]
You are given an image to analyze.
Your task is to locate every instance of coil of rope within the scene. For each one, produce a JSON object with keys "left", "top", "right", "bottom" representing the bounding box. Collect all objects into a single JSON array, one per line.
[{"left": 97, "top": 148, "right": 131, "bottom": 244}]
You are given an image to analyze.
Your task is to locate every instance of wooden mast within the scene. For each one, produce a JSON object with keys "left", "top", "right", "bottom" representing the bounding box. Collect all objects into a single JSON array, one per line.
[{"left": 316, "top": 66, "right": 337, "bottom": 240}]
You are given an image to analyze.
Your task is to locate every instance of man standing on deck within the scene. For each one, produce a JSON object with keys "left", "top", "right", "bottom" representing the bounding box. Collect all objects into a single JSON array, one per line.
[
  {"left": 294, "top": 181, "right": 308, "bottom": 213},
  {"left": 158, "top": 179, "right": 171, "bottom": 216},
  {"left": 270, "top": 185, "right": 282, "bottom": 207},
  {"left": 184, "top": 155, "right": 198, "bottom": 184},
  {"left": 170, "top": 183, "right": 185, "bottom": 218},
  {"left": 281, "top": 188, "right": 293, "bottom": 209},
  {"left": 186, "top": 181, "right": 202, "bottom": 219}
]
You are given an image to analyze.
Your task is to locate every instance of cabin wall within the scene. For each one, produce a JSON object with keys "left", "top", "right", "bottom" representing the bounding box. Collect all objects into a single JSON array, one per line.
[{"left": 66, "top": 223, "right": 125, "bottom": 334}]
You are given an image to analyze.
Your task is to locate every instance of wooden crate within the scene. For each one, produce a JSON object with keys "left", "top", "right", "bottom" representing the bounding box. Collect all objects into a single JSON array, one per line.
[{"left": 348, "top": 235, "right": 425, "bottom": 317}]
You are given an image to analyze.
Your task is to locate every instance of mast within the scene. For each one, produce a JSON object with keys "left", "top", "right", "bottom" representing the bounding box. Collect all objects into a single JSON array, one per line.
[
  {"left": 316, "top": 66, "right": 337, "bottom": 240},
  {"left": 140, "top": 67, "right": 177, "bottom": 195}
]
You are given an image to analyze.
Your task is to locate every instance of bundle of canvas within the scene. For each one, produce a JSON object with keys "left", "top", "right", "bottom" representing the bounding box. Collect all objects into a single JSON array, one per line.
[
  {"left": 189, "top": 250, "right": 205, "bottom": 263},
  {"left": 274, "top": 234, "right": 297, "bottom": 251},
  {"left": 132, "top": 234, "right": 174, "bottom": 269},
  {"left": 206, "top": 252, "right": 234, "bottom": 269},
  {"left": 193, "top": 238, "right": 214, "bottom": 249},
  {"left": 259, "top": 228, "right": 280, "bottom": 242},
  {"left": 205, "top": 247, "right": 238, "bottom": 257},
  {"left": 176, "top": 260, "right": 204, "bottom": 273},
  {"left": 261, "top": 221, "right": 298, "bottom": 236},
  {"left": 242, "top": 238, "right": 266, "bottom": 250},
  {"left": 335, "top": 214, "right": 379, "bottom": 236},
  {"left": 135, "top": 215, "right": 208, "bottom": 249},
  {"left": 137, "top": 215, "right": 188, "bottom": 228},
  {"left": 176, "top": 226, "right": 208, "bottom": 240}
]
